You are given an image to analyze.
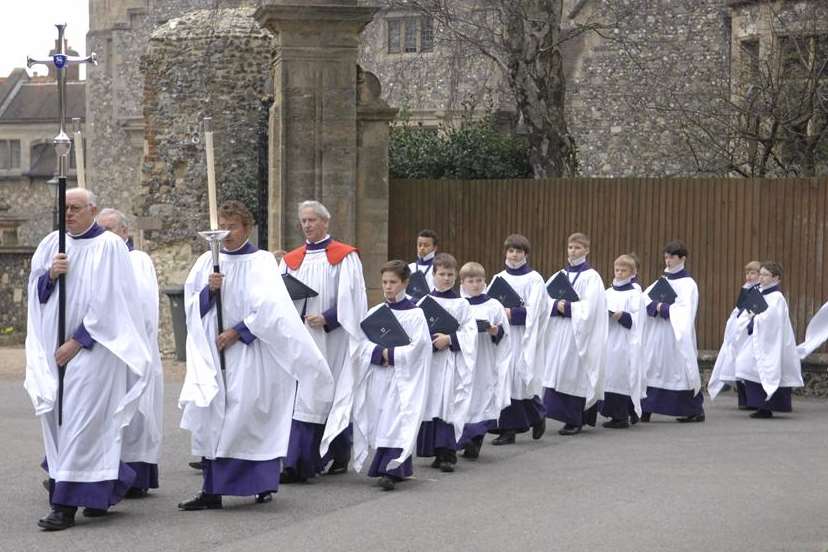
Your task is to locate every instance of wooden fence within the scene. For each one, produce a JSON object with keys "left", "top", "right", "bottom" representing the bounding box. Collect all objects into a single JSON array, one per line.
[{"left": 389, "top": 177, "right": 828, "bottom": 352}]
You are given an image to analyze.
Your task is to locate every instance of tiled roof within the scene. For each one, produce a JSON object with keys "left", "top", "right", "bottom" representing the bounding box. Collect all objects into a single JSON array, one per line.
[{"left": 0, "top": 78, "right": 85, "bottom": 123}]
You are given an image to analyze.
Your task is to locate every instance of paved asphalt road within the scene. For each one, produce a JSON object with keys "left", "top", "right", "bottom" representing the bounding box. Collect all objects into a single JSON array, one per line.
[{"left": 0, "top": 357, "right": 826, "bottom": 551}]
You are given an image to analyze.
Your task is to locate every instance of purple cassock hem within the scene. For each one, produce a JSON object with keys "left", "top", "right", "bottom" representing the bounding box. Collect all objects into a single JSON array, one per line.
[
  {"left": 416, "top": 418, "right": 456, "bottom": 457},
  {"left": 736, "top": 381, "right": 748, "bottom": 408},
  {"left": 202, "top": 457, "right": 281, "bottom": 496},
  {"left": 641, "top": 386, "right": 704, "bottom": 417},
  {"left": 367, "top": 448, "right": 413, "bottom": 481},
  {"left": 126, "top": 462, "right": 159, "bottom": 490},
  {"left": 48, "top": 462, "right": 136, "bottom": 510},
  {"left": 598, "top": 392, "right": 636, "bottom": 420},
  {"left": 459, "top": 420, "right": 497, "bottom": 446},
  {"left": 543, "top": 388, "right": 598, "bottom": 427},
  {"left": 321, "top": 424, "right": 353, "bottom": 467},
  {"left": 495, "top": 397, "right": 546, "bottom": 433},
  {"left": 743, "top": 380, "right": 792, "bottom": 412},
  {"left": 283, "top": 419, "right": 325, "bottom": 480}
]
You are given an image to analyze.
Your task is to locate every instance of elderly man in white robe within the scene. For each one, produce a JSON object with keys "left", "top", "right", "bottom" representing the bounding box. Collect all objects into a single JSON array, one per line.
[
  {"left": 97, "top": 208, "right": 163, "bottom": 497},
  {"left": 279, "top": 200, "right": 367, "bottom": 481},
  {"left": 26, "top": 188, "right": 151, "bottom": 531},
  {"left": 178, "top": 201, "right": 333, "bottom": 510}
]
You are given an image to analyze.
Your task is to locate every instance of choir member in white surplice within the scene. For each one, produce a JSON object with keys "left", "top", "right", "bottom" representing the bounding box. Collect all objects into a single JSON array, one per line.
[
  {"left": 326, "top": 260, "right": 431, "bottom": 491},
  {"left": 279, "top": 200, "right": 367, "bottom": 481},
  {"left": 708, "top": 261, "right": 761, "bottom": 408},
  {"left": 98, "top": 208, "right": 164, "bottom": 498},
  {"left": 487, "top": 234, "right": 549, "bottom": 445},
  {"left": 407, "top": 229, "right": 439, "bottom": 297},
  {"left": 415, "top": 254, "right": 477, "bottom": 473},
  {"left": 26, "top": 189, "right": 152, "bottom": 531},
  {"left": 178, "top": 201, "right": 333, "bottom": 511},
  {"left": 640, "top": 241, "right": 705, "bottom": 423},
  {"left": 599, "top": 255, "right": 646, "bottom": 429},
  {"left": 457, "top": 262, "right": 511, "bottom": 460},
  {"left": 732, "top": 262, "right": 803, "bottom": 418},
  {"left": 542, "top": 233, "right": 608, "bottom": 436}
]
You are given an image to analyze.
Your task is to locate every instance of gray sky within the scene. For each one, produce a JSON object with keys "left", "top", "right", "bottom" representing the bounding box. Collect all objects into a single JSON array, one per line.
[{"left": 0, "top": 1, "right": 89, "bottom": 79}]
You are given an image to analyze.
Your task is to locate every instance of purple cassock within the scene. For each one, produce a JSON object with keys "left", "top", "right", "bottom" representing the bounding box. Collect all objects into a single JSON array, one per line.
[
  {"left": 494, "top": 397, "right": 546, "bottom": 434},
  {"left": 543, "top": 388, "right": 598, "bottom": 427},
  {"left": 598, "top": 392, "right": 637, "bottom": 421},
  {"left": 742, "top": 381, "right": 792, "bottom": 412},
  {"left": 43, "top": 459, "right": 135, "bottom": 511},
  {"left": 416, "top": 418, "right": 456, "bottom": 457},
  {"left": 367, "top": 448, "right": 413, "bottom": 481}
]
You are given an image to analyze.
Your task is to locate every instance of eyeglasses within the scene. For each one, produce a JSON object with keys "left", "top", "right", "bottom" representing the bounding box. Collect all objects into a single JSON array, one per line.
[{"left": 65, "top": 204, "right": 90, "bottom": 213}]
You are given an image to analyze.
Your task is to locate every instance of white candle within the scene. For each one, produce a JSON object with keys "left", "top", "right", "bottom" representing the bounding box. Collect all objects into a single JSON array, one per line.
[
  {"left": 73, "top": 118, "right": 86, "bottom": 189},
  {"left": 204, "top": 117, "right": 218, "bottom": 230}
]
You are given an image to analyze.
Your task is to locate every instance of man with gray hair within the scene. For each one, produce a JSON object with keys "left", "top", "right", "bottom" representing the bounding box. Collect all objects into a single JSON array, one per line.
[
  {"left": 98, "top": 208, "right": 164, "bottom": 499},
  {"left": 26, "top": 188, "right": 151, "bottom": 530},
  {"left": 280, "top": 200, "right": 368, "bottom": 481}
]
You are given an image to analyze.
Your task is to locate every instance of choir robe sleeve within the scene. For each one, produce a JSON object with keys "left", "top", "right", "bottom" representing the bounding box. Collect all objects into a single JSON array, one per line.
[
  {"left": 708, "top": 307, "right": 745, "bottom": 399},
  {"left": 349, "top": 308, "right": 432, "bottom": 473},
  {"left": 751, "top": 293, "right": 803, "bottom": 398},
  {"left": 567, "top": 270, "right": 609, "bottom": 407},
  {"left": 446, "top": 300, "right": 479, "bottom": 442},
  {"left": 607, "top": 286, "right": 646, "bottom": 415},
  {"left": 797, "top": 300, "right": 828, "bottom": 359},
  {"left": 520, "top": 272, "right": 551, "bottom": 392},
  {"left": 492, "top": 302, "right": 514, "bottom": 415}
]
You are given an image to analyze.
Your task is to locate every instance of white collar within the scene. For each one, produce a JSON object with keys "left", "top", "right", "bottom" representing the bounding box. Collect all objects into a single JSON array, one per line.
[
  {"left": 505, "top": 258, "right": 527, "bottom": 270},
  {"left": 568, "top": 256, "right": 587, "bottom": 267},
  {"left": 665, "top": 262, "right": 685, "bottom": 274}
]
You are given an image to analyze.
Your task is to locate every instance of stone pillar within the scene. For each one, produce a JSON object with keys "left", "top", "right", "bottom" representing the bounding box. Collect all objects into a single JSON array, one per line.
[{"left": 256, "top": 0, "right": 395, "bottom": 302}]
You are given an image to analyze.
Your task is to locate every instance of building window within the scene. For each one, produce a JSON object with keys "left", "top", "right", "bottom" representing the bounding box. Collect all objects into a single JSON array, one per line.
[
  {"left": 0, "top": 140, "right": 21, "bottom": 170},
  {"left": 387, "top": 17, "right": 434, "bottom": 54}
]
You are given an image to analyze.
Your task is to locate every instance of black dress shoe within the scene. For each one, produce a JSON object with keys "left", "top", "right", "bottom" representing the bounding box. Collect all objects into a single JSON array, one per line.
[
  {"left": 82, "top": 507, "right": 108, "bottom": 518},
  {"left": 188, "top": 461, "right": 204, "bottom": 470},
  {"left": 178, "top": 491, "right": 222, "bottom": 511},
  {"left": 602, "top": 418, "right": 630, "bottom": 429},
  {"left": 279, "top": 470, "right": 300, "bottom": 484},
  {"left": 255, "top": 492, "right": 273, "bottom": 504},
  {"left": 677, "top": 414, "right": 705, "bottom": 423},
  {"left": 125, "top": 487, "right": 148, "bottom": 499},
  {"left": 558, "top": 424, "right": 582, "bottom": 436},
  {"left": 429, "top": 456, "right": 441, "bottom": 469},
  {"left": 630, "top": 412, "right": 640, "bottom": 425},
  {"left": 326, "top": 461, "right": 348, "bottom": 475},
  {"left": 439, "top": 461, "right": 455, "bottom": 473},
  {"left": 37, "top": 507, "right": 76, "bottom": 531},
  {"left": 377, "top": 476, "right": 396, "bottom": 491},
  {"left": 491, "top": 431, "right": 516, "bottom": 446},
  {"left": 750, "top": 409, "right": 773, "bottom": 419},
  {"left": 531, "top": 418, "right": 546, "bottom": 440},
  {"left": 462, "top": 440, "right": 481, "bottom": 459},
  {"left": 640, "top": 412, "right": 651, "bottom": 423}
]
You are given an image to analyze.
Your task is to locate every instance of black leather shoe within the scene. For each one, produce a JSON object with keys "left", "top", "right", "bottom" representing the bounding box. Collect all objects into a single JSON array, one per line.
[
  {"left": 326, "top": 461, "right": 348, "bottom": 475},
  {"left": 82, "top": 507, "right": 108, "bottom": 518},
  {"left": 188, "top": 461, "right": 204, "bottom": 470},
  {"left": 125, "top": 487, "right": 148, "bottom": 499},
  {"left": 630, "top": 412, "right": 640, "bottom": 425},
  {"left": 750, "top": 409, "right": 773, "bottom": 419},
  {"left": 279, "top": 470, "right": 300, "bottom": 484},
  {"left": 640, "top": 412, "right": 651, "bottom": 423},
  {"left": 255, "top": 492, "right": 272, "bottom": 504},
  {"left": 462, "top": 441, "right": 481, "bottom": 459},
  {"left": 558, "top": 424, "right": 582, "bottom": 436},
  {"left": 491, "top": 431, "right": 516, "bottom": 446},
  {"left": 429, "top": 456, "right": 441, "bottom": 469},
  {"left": 439, "top": 461, "right": 455, "bottom": 473},
  {"left": 377, "top": 476, "right": 396, "bottom": 491},
  {"left": 178, "top": 491, "right": 222, "bottom": 511},
  {"left": 531, "top": 418, "right": 546, "bottom": 440},
  {"left": 602, "top": 419, "right": 630, "bottom": 429},
  {"left": 677, "top": 414, "right": 705, "bottom": 423},
  {"left": 37, "top": 507, "right": 75, "bottom": 531}
]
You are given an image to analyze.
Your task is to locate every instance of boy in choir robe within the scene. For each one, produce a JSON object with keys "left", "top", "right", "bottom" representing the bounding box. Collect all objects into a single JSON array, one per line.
[
  {"left": 458, "top": 262, "right": 512, "bottom": 459},
  {"left": 324, "top": 261, "right": 432, "bottom": 491},
  {"left": 600, "top": 255, "right": 645, "bottom": 429},
  {"left": 178, "top": 201, "right": 333, "bottom": 510},
  {"left": 733, "top": 262, "right": 803, "bottom": 418},
  {"left": 488, "top": 234, "right": 548, "bottom": 445},
  {"left": 416, "top": 254, "right": 477, "bottom": 472},
  {"left": 407, "top": 229, "right": 439, "bottom": 295},
  {"left": 541, "top": 233, "right": 608, "bottom": 435},
  {"left": 640, "top": 240, "right": 704, "bottom": 423},
  {"left": 708, "top": 261, "right": 761, "bottom": 408}
]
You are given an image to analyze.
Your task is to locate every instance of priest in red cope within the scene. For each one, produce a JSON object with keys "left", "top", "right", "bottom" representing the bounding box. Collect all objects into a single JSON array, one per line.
[{"left": 279, "top": 201, "right": 368, "bottom": 481}]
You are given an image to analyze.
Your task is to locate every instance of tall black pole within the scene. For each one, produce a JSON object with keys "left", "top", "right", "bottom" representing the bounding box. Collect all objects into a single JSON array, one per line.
[{"left": 56, "top": 175, "right": 66, "bottom": 425}]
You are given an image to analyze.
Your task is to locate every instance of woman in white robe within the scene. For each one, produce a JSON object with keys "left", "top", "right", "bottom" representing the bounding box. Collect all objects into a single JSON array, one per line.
[{"left": 178, "top": 202, "right": 332, "bottom": 510}]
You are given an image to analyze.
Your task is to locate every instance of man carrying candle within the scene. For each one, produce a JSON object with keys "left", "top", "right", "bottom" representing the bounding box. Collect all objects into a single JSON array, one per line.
[
  {"left": 178, "top": 200, "right": 333, "bottom": 510},
  {"left": 280, "top": 200, "right": 368, "bottom": 481}
]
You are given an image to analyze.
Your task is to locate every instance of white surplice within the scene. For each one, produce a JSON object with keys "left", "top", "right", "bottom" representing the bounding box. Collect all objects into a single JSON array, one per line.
[
  {"left": 408, "top": 260, "right": 435, "bottom": 293},
  {"left": 179, "top": 248, "right": 333, "bottom": 461},
  {"left": 542, "top": 266, "right": 608, "bottom": 408},
  {"left": 708, "top": 285, "right": 754, "bottom": 399},
  {"left": 25, "top": 230, "right": 151, "bottom": 481},
  {"left": 604, "top": 284, "right": 646, "bottom": 415},
  {"left": 466, "top": 297, "right": 512, "bottom": 423},
  {"left": 121, "top": 249, "right": 164, "bottom": 465},
  {"left": 797, "top": 300, "right": 828, "bottom": 359}
]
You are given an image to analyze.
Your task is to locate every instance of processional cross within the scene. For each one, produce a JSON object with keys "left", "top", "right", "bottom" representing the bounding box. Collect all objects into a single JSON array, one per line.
[{"left": 27, "top": 24, "right": 97, "bottom": 425}]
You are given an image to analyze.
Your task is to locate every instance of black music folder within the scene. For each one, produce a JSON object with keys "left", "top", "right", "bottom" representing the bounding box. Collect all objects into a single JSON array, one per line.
[{"left": 360, "top": 305, "right": 412, "bottom": 348}]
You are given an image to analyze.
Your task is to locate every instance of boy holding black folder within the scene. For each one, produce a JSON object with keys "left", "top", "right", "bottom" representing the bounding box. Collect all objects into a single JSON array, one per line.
[
  {"left": 640, "top": 240, "right": 704, "bottom": 423},
  {"left": 487, "top": 234, "right": 549, "bottom": 445},
  {"left": 325, "top": 260, "right": 432, "bottom": 491},
  {"left": 416, "top": 254, "right": 477, "bottom": 472},
  {"left": 541, "top": 233, "right": 608, "bottom": 435},
  {"left": 458, "top": 262, "right": 512, "bottom": 459},
  {"left": 407, "top": 229, "right": 439, "bottom": 300}
]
